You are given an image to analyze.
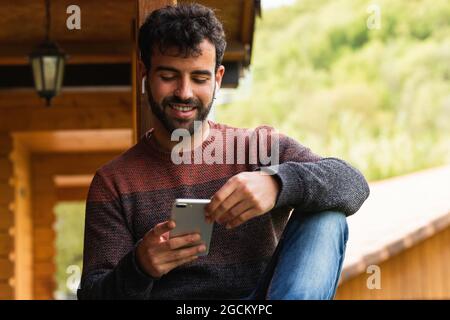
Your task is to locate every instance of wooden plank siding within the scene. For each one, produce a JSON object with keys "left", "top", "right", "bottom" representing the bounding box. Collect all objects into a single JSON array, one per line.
[
  {"left": 0, "top": 90, "right": 132, "bottom": 132},
  {"left": 0, "top": 280, "right": 14, "bottom": 299},
  {"left": 0, "top": 132, "right": 15, "bottom": 299},
  {"left": 335, "top": 225, "right": 450, "bottom": 299}
]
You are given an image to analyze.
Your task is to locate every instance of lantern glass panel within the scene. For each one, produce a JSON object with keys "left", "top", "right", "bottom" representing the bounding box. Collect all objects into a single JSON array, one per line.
[
  {"left": 31, "top": 57, "right": 43, "bottom": 91},
  {"left": 55, "top": 58, "right": 65, "bottom": 94},
  {"left": 43, "top": 56, "right": 58, "bottom": 91}
]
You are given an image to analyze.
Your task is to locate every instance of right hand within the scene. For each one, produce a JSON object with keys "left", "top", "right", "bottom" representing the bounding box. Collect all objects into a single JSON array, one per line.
[{"left": 136, "top": 220, "right": 206, "bottom": 278}]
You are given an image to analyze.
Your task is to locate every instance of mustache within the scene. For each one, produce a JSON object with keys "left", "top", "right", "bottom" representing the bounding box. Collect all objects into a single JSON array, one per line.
[{"left": 162, "top": 96, "right": 202, "bottom": 109}]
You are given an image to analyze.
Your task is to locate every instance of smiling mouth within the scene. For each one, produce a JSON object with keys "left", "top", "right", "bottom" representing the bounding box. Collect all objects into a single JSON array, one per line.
[
  {"left": 167, "top": 104, "right": 197, "bottom": 120},
  {"left": 169, "top": 104, "right": 196, "bottom": 112}
]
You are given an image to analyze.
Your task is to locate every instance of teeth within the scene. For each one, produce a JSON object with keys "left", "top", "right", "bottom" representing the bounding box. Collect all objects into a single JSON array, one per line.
[{"left": 171, "top": 105, "right": 195, "bottom": 112}]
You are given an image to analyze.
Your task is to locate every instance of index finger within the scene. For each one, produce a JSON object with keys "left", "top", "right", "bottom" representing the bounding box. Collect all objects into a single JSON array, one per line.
[
  {"left": 149, "top": 220, "right": 176, "bottom": 238},
  {"left": 205, "top": 178, "right": 239, "bottom": 216}
]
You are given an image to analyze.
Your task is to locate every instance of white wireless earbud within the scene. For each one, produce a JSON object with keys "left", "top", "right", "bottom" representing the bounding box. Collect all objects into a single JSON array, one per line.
[
  {"left": 214, "top": 82, "right": 219, "bottom": 97},
  {"left": 142, "top": 76, "right": 146, "bottom": 94},
  {"left": 213, "top": 87, "right": 217, "bottom": 100}
]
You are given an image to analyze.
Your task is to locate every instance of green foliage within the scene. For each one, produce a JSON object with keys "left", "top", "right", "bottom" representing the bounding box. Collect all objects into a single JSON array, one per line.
[
  {"left": 54, "top": 202, "right": 85, "bottom": 299},
  {"left": 218, "top": 0, "right": 450, "bottom": 181}
]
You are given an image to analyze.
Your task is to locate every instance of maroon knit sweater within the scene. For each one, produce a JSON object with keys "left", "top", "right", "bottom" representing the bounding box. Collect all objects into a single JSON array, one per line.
[{"left": 78, "top": 120, "right": 369, "bottom": 299}]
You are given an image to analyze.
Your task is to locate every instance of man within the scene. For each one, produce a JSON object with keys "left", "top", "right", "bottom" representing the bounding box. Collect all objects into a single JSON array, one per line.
[{"left": 77, "top": 4, "right": 369, "bottom": 300}]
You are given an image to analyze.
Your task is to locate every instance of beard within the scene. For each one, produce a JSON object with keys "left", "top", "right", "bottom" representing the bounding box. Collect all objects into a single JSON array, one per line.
[{"left": 147, "top": 84, "right": 216, "bottom": 135}]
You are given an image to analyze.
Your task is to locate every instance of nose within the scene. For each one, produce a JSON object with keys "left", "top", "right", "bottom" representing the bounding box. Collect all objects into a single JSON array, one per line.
[{"left": 174, "top": 77, "right": 193, "bottom": 101}]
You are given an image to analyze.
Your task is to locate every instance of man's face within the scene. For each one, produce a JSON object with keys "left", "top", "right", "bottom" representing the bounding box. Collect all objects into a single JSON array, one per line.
[{"left": 146, "top": 39, "right": 224, "bottom": 135}]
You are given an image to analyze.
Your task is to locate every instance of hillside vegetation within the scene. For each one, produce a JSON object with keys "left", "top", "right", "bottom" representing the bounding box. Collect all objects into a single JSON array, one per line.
[{"left": 218, "top": 0, "right": 450, "bottom": 181}]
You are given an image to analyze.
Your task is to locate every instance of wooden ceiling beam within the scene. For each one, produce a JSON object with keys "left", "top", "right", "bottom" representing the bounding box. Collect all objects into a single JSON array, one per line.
[
  {"left": 0, "top": 41, "right": 245, "bottom": 67},
  {"left": 0, "top": 43, "right": 132, "bottom": 66},
  {"left": 240, "top": 0, "right": 255, "bottom": 44},
  {"left": 223, "top": 42, "right": 247, "bottom": 61}
]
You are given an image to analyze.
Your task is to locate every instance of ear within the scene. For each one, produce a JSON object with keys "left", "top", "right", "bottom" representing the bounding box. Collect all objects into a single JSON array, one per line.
[
  {"left": 139, "top": 60, "right": 148, "bottom": 80},
  {"left": 215, "top": 65, "right": 225, "bottom": 89}
]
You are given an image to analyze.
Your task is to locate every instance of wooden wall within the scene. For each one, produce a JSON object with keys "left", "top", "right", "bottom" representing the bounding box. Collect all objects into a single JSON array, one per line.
[
  {"left": 0, "top": 132, "right": 15, "bottom": 299},
  {"left": 335, "top": 224, "right": 450, "bottom": 299}
]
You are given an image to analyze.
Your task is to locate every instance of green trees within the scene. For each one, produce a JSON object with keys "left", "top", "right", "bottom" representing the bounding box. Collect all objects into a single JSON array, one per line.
[
  {"left": 54, "top": 202, "right": 85, "bottom": 299},
  {"left": 218, "top": 0, "right": 450, "bottom": 181}
]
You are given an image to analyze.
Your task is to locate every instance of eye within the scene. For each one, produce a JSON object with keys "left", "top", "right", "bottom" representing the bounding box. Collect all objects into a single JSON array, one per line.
[
  {"left": 193, "top": 78, "right": 208, "bottom": 84},
  {"left": 161, "top": 75, "right": 176, "bottom": 82}
]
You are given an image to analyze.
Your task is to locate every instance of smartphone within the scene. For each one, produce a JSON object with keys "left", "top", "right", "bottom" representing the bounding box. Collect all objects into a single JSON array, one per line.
[{"left": 169, "top": 199, "right": 213, "bottom": 256}]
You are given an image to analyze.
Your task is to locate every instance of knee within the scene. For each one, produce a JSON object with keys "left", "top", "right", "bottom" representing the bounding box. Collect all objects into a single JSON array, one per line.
[
  {"left": 311, "top": 210, "right": 349, "bottom": 252},
  {"left": 313, "top": 210, "right": 349, "bottom": 241},
  {"left": 287, "top": 210, "right": 349, "bottom": 245},
  {"left": 268, "top": 211, "right": 349, "bottom": 300}
]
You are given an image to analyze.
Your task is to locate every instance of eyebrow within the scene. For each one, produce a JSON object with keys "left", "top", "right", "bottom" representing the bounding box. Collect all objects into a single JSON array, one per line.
[{"left": 155, "top": 66, "right": 212, "bottom": 77}]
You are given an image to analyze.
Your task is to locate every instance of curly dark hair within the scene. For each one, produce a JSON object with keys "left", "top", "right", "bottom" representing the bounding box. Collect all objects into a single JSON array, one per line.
[{"left": 138, "top": 4, "right": 227, "bottom": 72}]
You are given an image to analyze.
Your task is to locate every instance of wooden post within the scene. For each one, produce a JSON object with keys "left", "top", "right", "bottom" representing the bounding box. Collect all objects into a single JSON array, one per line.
[
  {"left": 10, "top": 136, "right": 33, "bottom": 299},
  {"left": 30, "top": 161, "right": 56, "bottom": 300},
  {"left": 134, "top": 0, "right": 177, "bottom": 140},
  {"left": 0, "top": 132, "right": 15, "bottom": 299}
]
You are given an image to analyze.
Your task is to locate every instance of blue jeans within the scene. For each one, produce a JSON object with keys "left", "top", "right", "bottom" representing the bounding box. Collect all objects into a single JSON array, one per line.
[{"left": 246, "top": 210, "right": 349, "bottom": 300}]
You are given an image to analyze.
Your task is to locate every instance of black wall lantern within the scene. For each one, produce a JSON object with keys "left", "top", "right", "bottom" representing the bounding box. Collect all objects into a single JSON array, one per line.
[{"left": 29, "top": 0, "right": 66, "bottom": 106}]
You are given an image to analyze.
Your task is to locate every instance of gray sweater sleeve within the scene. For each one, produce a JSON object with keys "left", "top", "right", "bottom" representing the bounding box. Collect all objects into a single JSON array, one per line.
[
  {"left": 266, "top": 158, "right": 370, "bottom": 216},
  {"left": 258, "top": 130, "right": 370, "bottom": 216}
]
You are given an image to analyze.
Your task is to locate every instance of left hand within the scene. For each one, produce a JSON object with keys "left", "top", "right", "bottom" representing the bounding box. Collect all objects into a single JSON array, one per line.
[{"left": 204, "top": 171, "right": 280, "bottom": 229}]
